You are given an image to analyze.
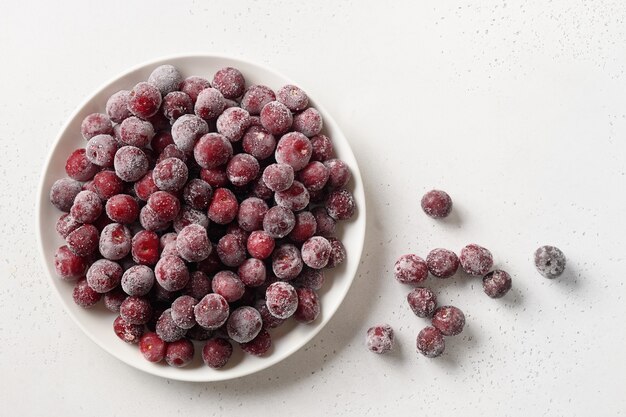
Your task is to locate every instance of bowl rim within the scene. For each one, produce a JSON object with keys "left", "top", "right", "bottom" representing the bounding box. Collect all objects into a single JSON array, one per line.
[{"left": 36, "top": 53, "right": 366, "bottom": 382}]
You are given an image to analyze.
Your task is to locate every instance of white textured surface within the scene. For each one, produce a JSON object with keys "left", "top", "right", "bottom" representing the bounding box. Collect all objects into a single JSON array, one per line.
[{"left": 1, "top": 0, "right": 626, "bottom": 415}]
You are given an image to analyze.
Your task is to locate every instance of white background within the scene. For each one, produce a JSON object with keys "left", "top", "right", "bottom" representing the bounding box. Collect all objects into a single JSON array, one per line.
[{"left": 1, "top": 0, "right": 625, "bottom": 415}]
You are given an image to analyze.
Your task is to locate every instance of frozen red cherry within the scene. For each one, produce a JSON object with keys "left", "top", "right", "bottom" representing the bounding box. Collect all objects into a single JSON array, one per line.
[
  {"left": 139, "top": 332, "right": 167, "bottom": 363},
  {"left": 215, "top": 233, "right": 245, "bottom": 267},
  {"left": 288, "top": 211, "right": 317, "bottom": 243},
  {"left": 407, "top": 287, "right": 437, "bottom": 318},
  {"left": 92, "top": 170, "right": 124, "bottom": 200},
  {"left": 183, "top": 271, "right": 212, "bottom": 300},
  {"left": 212, "top": 270, "right": 245, "bottom": 302},
  {"left": 265, "top": 282, "right": 298, "bottom": 319},
  {"left": 226, "top": 306, "right": 262, "bottom": 343},
  {"left": 181, "top": 76, "right": 210, "bottom": 102},
  {"left": 103, "top": 287, "right": 126, "bottom": 312},
  {"left": 483, "top": 270, "right": 512, "bottom": 298},
  {"left": 432, "top": 306, "right": 465, "bottom": 336},
  {"left": 85, "top": 134, "right": 117, "bottom": 167},
  {"left": 194, "top": 87, "right": 225, "bottom": 120},
  {"left": 534, "top": 245, "right": 567, "bottom": 279},
  {"left": 366, "top": 324, "right": 394, "bottom": 354},
  {"left": 459, "top": 244, "right": 493, "bottom": 276},
  {"left": 156, "top": 309, "right": 187, "bottom": 342},
  {"left": 131, "top": 230, "right": 159, "bottom": 265},
  {"left": 54, "top": 245, "right": 87, "bottom": 280},
  {"left": 237, "top": 258, "right": 266, "bottom": 287},
  {"left": 65, "top": 149, "right": 99, "bottom": 181},
  {"left": 120, "top": 296, "right": 152, "bottom": 325},
  {"left": 148, "top": 64, "right": 183, "bottom": 96},
  {"left": 176, "top": 224, "right": 211, "bottom": 262},
  {"left": 153, "top": 157, "right": 188, "bottom": 192},
  {"left": 70, "top": 190, "right": 102, "bottom": 223},
  {"left": 56, "top": 214, "right": 81, "bottom": 238},
  {"left": 114, "top": 146, "right": 149, "bottom": 182},
  {"left": 298, "top": 161, "right": 329, "bottom": 191},
  {"left": 50, "top": 178, "right": 82, "bottom": 212},
  {"left": 292, "top": 268, "right": 325, "bottom": 291},
  {"left": 237, "top": 197, "right": 268, "bottom": 232},
  {"left": 128, "top": 82, "right": 162, "bottom": 119},
  {"left": 246, "top": 230, "right": 275, "bottom": 260},
  {"left": 272, "top": 244, "right": 303, "bottom": 280},
  {"left": 118, "top": 117, "right": 154, "bottom": 148},
  {"left": 157, "top": 144, "right": 186, "bottom": 164},
  {"left": 165, "top": 338, "right": 194, "bottom": 367},
  {"left": 106, "top": 90, "right": 132, "bottom": 123},
  {"left": 262, "top": 163, "right": 294, "bottom": 192},
  {"left": 72, "top": 277, "right": 101, "bottom": 308},
  {"left": 254, "top": 299, "right": 285, "bottom": 329},
  {"left": 394, "top": 254, "right": 428, "bottom": 284},
  {"left": 312, "top": 207, "right": 336, "bottom": 237},
  {"left": 134, "top": 170, "right": 158, "bottom": 201},
  {"left": 251, "top": 177, "right": 273, "bottom": 200},
  {"left": 292, "top": 108, "right": 323, "bottom": 137},
  {"left": 86, "top": 259, "right": 122, "bottom": 293},
  {"left": 275, "top": 132, "right": 312, "bottom": 171},
  {"left": 240, "top": 329, "right": 272, "bottom": 356},
  {"left": 202, "top": 337, "right": 233, "bottom": 368},
  {"left": 294, "top": 287, "right": 320, "bottom": 323},
  {"left": 151, "top": 131, "right": 174, "bottom": 155},
  {"left": 139, "top": 206, "right": 169, "bottom": 232},
  {"left": 194, "top": 133, "right": 232, "bottom": 169},
  {"left": 324, "top": 159, "right": 351, "bottom": 189},
  {"left": 121, "top": 264, "right": 155, "bottom": 296},
  {"left": 217, "top": 107, "right": 251, "bottom": 142},
  {"left": 105, "top": 194, "right": 138, "bottom": 224},
  {"left": 226, "top": 153, "right": 259, "bottom": 186},
  {"left": 242, "top": 125, "right": 276, "bottom": 160},
  {"left": 301, "top": 236, "right": 331, "bottom": 269},
  {"left": 310, "top": 134, "right": 334, "bottom": 161},
  {"left": 194, "top": 293, "right": 230, "bottom": 330},
  {"left": 65, "top": 224, "right": 99, "bottom": 257},
  {"left": 208, "top": 188, "right": 239, "bottom": 225},
  {"left": 421, "top": 189, "right": 453, "bottom": 219},
  {"left": 260, "top": 101, "right": 292, "bottom": 135},
  {"left": 171, "top": 295, "right": 198, "bottom": 329},
  {"left": 326, "top": 189, "right": 356, "bottom": 220},
  {"left": 416, "top": 326, "right": 445, "bottom": 358},
  {"left": 426, "top": 248, "right": 459, "bottom": 279},
  {"left": 275, "top": 181, "right": 310, "bottom": 212},
  {"left": 171, "top": 114, "right": 209, "bottom": 155},
  {"left": 212, "top": 67, "right": 245, "bottom": 99},
  {"left": 276, "top": 85, "right": 308, "bottom": 111},
  {"left": 81, "top": 113, "right": 113, "bottom": 140},
  {"left": 155, "top": 255, "right": 189, "bottom": 291},
  {"left": 114, "top": 315, "right": 144, "bottom": 344},
  {"left": 98, "top": 223, "right": 131, "bottom": 260},
  {"left": 147, "top": 191, "right": 180, "bottom": 222},
  {"left": 183, "top": 179, "right": 212, "bottom": 210},
  {"left": 326, "top": 238, "right": 346, "bottom": 268},
  {"left": 159, "top": 232, "right": 177, "bottom": 249},
  {"left": 263, "top": 206, "right": 296, "bottom": 238},
  {"left": 241, "top": 85, "right": 276, "bottom": 115}
]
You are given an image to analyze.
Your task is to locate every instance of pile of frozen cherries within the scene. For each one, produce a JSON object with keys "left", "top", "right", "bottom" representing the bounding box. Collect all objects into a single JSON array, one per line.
[
  {"left": 366, "top": 190, "right": 567, "bottom": 358},
  {"left": 49, "top": 64, "right": 356, "bottom": 368}
]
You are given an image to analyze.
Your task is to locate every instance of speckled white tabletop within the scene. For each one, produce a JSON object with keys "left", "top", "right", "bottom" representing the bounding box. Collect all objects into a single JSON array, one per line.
[{"left": 2, "top": 1, "right": 626, "bottom": 415}]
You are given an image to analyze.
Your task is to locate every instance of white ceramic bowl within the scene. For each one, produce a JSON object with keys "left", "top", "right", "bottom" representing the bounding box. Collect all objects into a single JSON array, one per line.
[{"left": 36, "top": 55, "right": 366, "bottom": 382}]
